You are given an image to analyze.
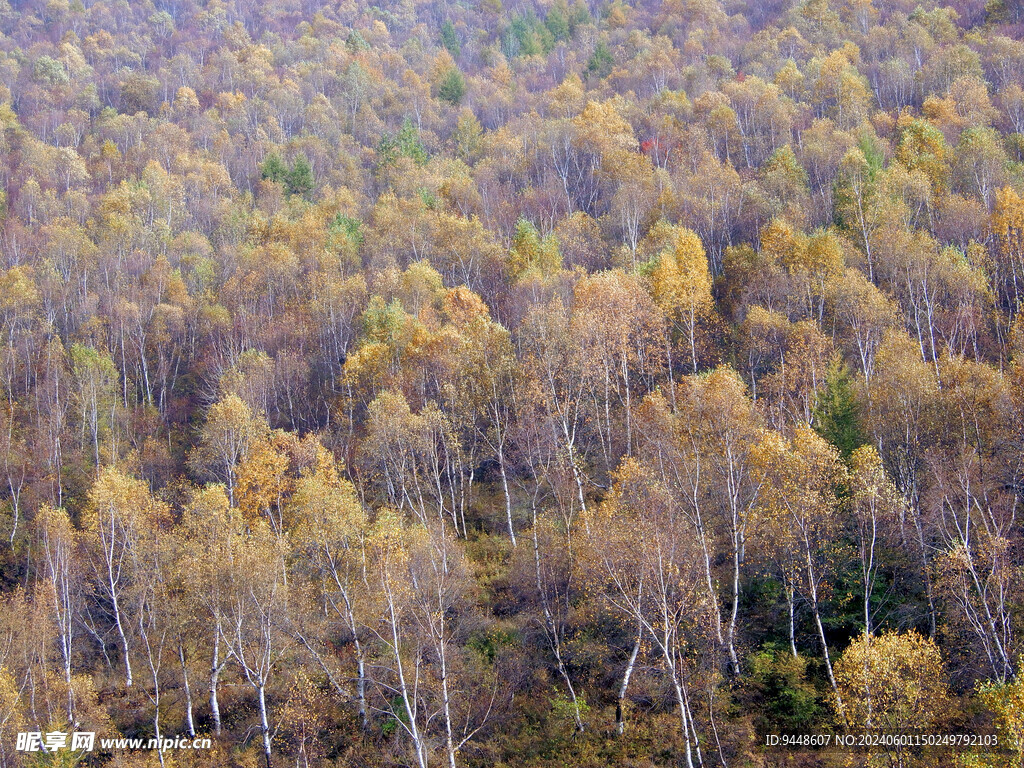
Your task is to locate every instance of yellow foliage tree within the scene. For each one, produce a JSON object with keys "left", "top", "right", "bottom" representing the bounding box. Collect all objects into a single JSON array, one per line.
[
  {"left": 752, "top": 426, "right": 847, "bottom": 708},
  {"left": 992, "top": 186, "right": 1024, "bottom": 310},
  {"left": 649, "top": 225, "right": 715, "bottom": 373},
  {"left": 190, "top": 394, "right": 268, "bottom": 505},
  {"left": 236, "top": 433, "right": 292, "bottom": 534},
  {"left": 834, "top": 631, "right": 952, "bottom": 736},
  {"left": 967, "top": 673, "right": 1024, "bottom": 768}
]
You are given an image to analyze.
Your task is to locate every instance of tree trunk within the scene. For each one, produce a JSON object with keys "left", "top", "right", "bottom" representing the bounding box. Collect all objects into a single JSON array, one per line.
[
  {"left": 806, "top": 550, "right": 843, "bottom": 716},
  {"left": 532, "top": 509, "right": 585, "bottom": 732},
  {"left": 110, "top": 582, "right": 132, "bottom": 687},
  {"left": 180, "top": 643, "right": 195, "bottom": 737},
  {"left": 355, "top": 638, "right": 368, "bottom": 730},
  {"left": 671, "top": 677, "right": 697, "bottom": 768},
  {"left": 257, "top": 683, "right": 272, "bottom": 768},
  {"left": 727, "top": 532, "right": 742, "bottom": 674},
  {"left": 616, "top": 624, "right": 642, "bottom": 735},
  {"left": 786, "top": 578, "right": 797, "bottom": 658},
  {"left": 210, "top": 632, "right": 223, "bottom": 736},
  {"left": 499, "top": 453, "right": 516, "bottom": 547}
]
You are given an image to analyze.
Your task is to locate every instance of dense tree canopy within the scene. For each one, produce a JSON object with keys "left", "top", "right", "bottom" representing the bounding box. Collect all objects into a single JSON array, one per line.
[{"left": 0, "top": 0, "right": 1022, "bottom": 765}]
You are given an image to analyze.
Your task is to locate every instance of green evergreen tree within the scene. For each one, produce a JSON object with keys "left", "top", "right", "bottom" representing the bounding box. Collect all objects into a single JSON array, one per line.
[
  {"left": 546, "top": 0, "right": 571, "bottom": 41},
  {"left": 857, "top": 133, "right": 884, "bottom": 177},
  {"left": 330, "top": 214, "right": 364, "bottom": 246},
  {"left": 286, "top": 154, "right": 314, "bottom": 197},
  {"left": 437, "top": 68, "right": 466, "bottom": 105},
  {"left": 813, "top": 359, "right": 863, "bottom": 459},
  {"left": 569, "top": 0, "right": 591, "bottom": 29},
  {"left": 440, "top": 20, "right": 460, "bottom": 57},
  {"left": 377, "top": 119, "right": 428, "bottom": 169},
  {"left": 504, "top": 14, "right": 545, "bottom": 57},
  {"left": 746, "top": 648, "right": 822, "bottom": 733},
  {"left": 585, "top": 38, "right": 613, "bottom": 78},
  {"left": 396, "top": 118, "right": 428, "bottom": 165},
  {"left": 260, "top": 153, "right": 288, "bottom": 185},
  {"left": 346, "top": 29, "right": 370, "bottom": 52}
]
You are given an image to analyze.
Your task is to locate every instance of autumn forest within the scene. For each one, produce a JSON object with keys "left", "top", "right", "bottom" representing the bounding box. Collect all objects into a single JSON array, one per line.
[{"left": 0, "top": 0, "right": 1022, "bottom": 764}]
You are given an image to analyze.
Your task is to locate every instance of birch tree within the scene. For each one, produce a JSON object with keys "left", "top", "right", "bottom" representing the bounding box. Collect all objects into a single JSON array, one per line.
[
  {"left": 751, "top": 426, "right": 848, "bottom": 714},
  {"left": 221, "top": 519, "right": 292, "bottom": 768},
  {"left": 84, "top": 467, "right": 169, "bottom": 689}
]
